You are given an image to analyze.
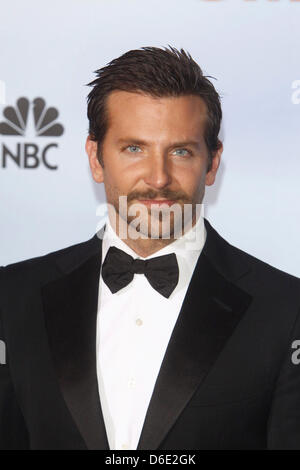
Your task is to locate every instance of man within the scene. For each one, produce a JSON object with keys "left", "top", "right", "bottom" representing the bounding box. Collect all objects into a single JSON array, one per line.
[{"left": 0, "top": 46, "right": 300, "bottom": 450}]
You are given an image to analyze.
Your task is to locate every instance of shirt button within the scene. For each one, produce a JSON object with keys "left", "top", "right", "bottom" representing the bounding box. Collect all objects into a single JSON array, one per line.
[
  {"left": 121, "top": 443, "right": 129, "bottom": 450},
  {"left": 128, "top": 378, "right": 136, "bottom": 388},
  {"left": 135, "top": 318, "right": 143, "bottom": 326}
]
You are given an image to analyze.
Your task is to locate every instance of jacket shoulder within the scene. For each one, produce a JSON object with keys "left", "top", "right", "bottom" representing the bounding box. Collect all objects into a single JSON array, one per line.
[
  {"left": 229, "top": 240, "right": 300, "bottom": 287},
  {"left": 204, "top": 218, "right": 300, "bottom": 293},
  {"left": 0, "top": 234, "right": 100, "bottom": 285}
]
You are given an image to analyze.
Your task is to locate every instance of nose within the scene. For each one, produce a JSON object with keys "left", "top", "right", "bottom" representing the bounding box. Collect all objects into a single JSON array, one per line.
[{"left": 143, "top": 152, "right": 172, "bottom": 190}]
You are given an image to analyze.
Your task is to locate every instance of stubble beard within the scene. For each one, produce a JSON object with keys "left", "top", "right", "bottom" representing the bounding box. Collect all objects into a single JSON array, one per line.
[{"left": 108, "top": 196, "right": 201, "bottom": 242}]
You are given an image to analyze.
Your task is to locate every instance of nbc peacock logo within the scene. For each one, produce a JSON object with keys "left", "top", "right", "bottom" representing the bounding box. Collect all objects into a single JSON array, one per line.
[{"left": 0, "top": 96, "right": 65, "bottom": 169}]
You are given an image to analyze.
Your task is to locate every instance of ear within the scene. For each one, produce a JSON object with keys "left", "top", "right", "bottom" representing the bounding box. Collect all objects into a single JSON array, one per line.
[
  {"left": 205, "top": 141, "right": 223, "bottom": 186},
  {"left": 85, "top": 135, "right": 104, "bottom": 183}
]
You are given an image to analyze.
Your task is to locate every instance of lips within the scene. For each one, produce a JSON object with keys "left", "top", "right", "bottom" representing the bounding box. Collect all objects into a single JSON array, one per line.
[{"left": 138, "top": 199, "right": 176, "bottom": 206}]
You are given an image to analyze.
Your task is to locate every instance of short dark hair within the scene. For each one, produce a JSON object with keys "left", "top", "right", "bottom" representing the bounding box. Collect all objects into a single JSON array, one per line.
[{"left": 86, "top": 45, "right": 222, "bottom": 172}]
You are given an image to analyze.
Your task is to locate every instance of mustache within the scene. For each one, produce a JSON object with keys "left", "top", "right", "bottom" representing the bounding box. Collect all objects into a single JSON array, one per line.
[{"left": 127, "top": 190, "right": 188, "bottom": 202}]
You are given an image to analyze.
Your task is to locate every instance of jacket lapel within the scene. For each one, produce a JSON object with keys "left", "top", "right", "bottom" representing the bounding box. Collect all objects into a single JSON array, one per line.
[
  {"left": 42, "top": 219, "right": 253, "bottom": 450},
  {"left": 41, "top": 226, "right": 109, "bottom": 450},
  {"left": 136, "top": 218, "right": 253, "bottom": 449}
]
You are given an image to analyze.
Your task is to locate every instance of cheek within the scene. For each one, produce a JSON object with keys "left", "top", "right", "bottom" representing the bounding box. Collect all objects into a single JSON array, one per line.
[
  {"left": 103, "top": 163, "right": 134, "bottom": 202},
  {"left": 102, "top": 169, "right": 120, "bottom": 202},
  {"left": 174, "top": 164, "right": 205, "bottom": 193},
  {"left": 103, "top": 158, "right": 123, "bottom": 186},
  {"left": 106, "top": 152, "right": 137, "bottom": 182}
]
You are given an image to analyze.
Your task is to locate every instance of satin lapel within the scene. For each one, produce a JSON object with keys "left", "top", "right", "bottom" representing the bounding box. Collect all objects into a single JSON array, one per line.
[
  {"left": 137, "top": 219, "right": 253, "bottom": 450},
  {"left": 41, "top": 227, "right": 109, "bottom": 450}
]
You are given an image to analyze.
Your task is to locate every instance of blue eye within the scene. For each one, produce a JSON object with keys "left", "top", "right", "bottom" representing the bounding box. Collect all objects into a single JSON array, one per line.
[
  {"left": 127, "top": 145, "right": 141, "bottom": 153},
  {"left": 173, "top": 148, "right": 190, "bottom": 156}
]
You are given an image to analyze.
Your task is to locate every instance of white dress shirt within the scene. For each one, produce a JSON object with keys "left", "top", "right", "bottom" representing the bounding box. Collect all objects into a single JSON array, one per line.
[{"left": 96, "top": 213, "right": 207, "bottom": 450}]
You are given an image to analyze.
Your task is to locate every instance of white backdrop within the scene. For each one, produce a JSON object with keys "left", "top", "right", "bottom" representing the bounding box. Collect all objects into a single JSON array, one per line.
[{"left": 1, "top": 0, "right": 299, "bottom": 277}]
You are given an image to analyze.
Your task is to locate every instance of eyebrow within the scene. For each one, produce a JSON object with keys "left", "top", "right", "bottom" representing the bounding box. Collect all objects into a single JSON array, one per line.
[{"left": 116, "top": 138, "right": 201, "bottom": 149}]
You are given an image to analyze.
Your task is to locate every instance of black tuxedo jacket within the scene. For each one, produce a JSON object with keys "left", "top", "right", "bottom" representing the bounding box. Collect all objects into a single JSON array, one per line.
[{"left": 1, "top": 218, "right": 300, "bottom": 450}]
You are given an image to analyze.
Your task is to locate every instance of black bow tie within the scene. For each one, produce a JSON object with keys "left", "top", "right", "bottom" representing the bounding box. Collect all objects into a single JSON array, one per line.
[{"left": 101, "top": 246, "right": 179, "bottom": 298}]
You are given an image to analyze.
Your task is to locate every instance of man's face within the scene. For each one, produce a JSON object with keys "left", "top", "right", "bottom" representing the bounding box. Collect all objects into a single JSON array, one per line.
[{"left": 86, "top": 90, "right": 222, "bottom": 239}]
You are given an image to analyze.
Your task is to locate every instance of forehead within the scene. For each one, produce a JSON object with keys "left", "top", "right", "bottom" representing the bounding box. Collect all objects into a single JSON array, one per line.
[{"left": 104, "top": 90, "right": 208, "bottom": 140}]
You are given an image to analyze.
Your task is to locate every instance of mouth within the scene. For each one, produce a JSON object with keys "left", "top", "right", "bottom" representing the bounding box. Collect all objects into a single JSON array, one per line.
[{"left": 137, "top": 199, "right": 176, "bottom": 206}]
